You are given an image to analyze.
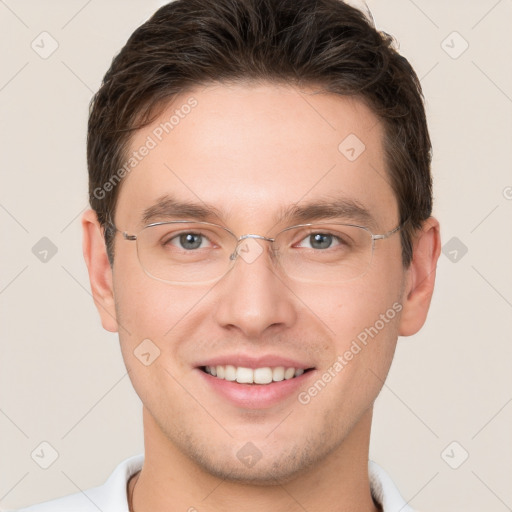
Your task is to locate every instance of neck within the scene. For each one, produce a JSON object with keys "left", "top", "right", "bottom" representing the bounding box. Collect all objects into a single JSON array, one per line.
[{"left": 129, "top": 406, "right": 379, "bottom": 512}]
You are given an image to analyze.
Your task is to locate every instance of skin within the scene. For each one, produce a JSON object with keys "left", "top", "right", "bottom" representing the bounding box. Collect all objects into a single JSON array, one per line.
[{"left": 82, "top": 82, "right": 441, "bottom": 512}]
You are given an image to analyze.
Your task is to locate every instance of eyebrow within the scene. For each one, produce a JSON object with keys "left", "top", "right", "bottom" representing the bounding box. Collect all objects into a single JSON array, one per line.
[
  {"left": 141, "top": 194, "right": 376, "bottom": 229},
  {"left": 141, "top": 195, "right": 223, "bottom": 225},
  {"left": 276, "top": 197, "right": 375, "bottom": 228}
]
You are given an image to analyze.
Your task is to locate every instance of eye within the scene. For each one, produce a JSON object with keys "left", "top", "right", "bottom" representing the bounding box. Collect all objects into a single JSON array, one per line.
[
  {"left": 166, "top": 232, "right": 212, "bottom": 250},
  {"left": 296, "top": 232, "right": 342, "bottom": 250}
]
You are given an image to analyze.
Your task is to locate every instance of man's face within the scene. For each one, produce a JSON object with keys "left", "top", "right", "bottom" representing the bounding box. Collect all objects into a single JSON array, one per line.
[{"left": 110, "top": 83, "right": 407, "bottom": 482}]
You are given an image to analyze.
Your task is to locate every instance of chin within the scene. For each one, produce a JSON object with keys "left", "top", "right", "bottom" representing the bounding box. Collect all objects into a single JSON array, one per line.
[{"left": 176, "top": 428, "right": 336, "bottom": 485}]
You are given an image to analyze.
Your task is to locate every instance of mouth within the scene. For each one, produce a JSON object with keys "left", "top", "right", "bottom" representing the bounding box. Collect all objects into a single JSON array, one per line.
[
  {"left": 195, "top": 355, "right": 317, "bottom": 408},
  {"left": 199, "top": 365, "right": 315, "bottom": 384}
]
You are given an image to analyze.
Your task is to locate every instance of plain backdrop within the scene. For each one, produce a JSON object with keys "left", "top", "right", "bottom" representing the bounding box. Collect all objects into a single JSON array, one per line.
[{"left": 1, "top": 1, "right": 511, "bottom": 511}]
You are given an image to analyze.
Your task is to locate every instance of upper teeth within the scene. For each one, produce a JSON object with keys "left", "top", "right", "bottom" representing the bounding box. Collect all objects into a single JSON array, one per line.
[{"left": 204, "top": 365, "right": 305, "bottom": 384}]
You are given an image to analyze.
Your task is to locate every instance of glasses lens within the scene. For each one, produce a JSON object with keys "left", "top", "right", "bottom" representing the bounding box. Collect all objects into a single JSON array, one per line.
[
  {"left": 136, "top": 222, "right": 236, "bottom": 284},
  {"left": 275, "top": 224, "right": 373, "bottom": 283}
]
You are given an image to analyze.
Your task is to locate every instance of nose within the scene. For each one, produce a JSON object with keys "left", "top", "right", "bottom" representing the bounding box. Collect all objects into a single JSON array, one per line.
[{"left": 212, "top": 237, "right": 297, "bottom": 338}]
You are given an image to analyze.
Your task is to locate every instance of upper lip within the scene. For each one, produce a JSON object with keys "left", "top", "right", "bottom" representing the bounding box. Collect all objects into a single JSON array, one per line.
[{"left": 196, "top": 354, "right": 315, "bottom": 370}]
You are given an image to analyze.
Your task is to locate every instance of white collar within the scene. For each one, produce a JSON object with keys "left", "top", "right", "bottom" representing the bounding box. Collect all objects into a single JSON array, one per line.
[{"left": 369, "top": 460, "right": 415, "bottom": 511}]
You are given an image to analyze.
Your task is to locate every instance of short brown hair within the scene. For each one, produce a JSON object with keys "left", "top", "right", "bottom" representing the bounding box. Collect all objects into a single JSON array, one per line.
[{"left": 87, "top": 0, "right": 432, "bottom": 267}]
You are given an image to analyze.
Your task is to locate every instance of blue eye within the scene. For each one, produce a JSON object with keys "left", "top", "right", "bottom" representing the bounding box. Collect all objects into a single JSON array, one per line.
[
  {"left": 178, "top": 233, "right": 203, "bottom": 250},
  {"left": 309, "top": 233, "right": 333, "bottom": 249},
  {"left": 165, "top": 232, "right": 211, "bottom": 250},
  {"left": 298, "top": 232, "right": 342, "bottom": 250}
]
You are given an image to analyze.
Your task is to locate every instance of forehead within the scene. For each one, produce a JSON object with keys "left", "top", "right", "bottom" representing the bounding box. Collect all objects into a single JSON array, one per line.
[{"left": 115, "top": 82, "right": 398, "bottom": 231}]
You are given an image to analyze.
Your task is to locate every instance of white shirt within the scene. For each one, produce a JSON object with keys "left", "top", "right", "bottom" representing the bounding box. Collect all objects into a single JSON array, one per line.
[{"left": 13, "top": 455, "right": 416, "bottom": 512}]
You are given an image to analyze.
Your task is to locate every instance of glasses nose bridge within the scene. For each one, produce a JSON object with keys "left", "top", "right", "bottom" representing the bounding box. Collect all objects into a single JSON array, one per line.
[{"left": 238, "top": 233, "right": 275, "bottom": 243}]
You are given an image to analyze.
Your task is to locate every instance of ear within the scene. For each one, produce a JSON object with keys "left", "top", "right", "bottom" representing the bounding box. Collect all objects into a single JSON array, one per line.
[
  {"left": 398, "top": 217, "right": 441, "bottom": 336},
  {"left": 81, "top": 208, "right": 118, "bottom": 332}
]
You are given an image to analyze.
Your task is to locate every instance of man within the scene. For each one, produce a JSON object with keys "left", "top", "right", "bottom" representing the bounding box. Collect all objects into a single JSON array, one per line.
[{"left": 17, "top": 0, "right": 440, "bottom": 510}]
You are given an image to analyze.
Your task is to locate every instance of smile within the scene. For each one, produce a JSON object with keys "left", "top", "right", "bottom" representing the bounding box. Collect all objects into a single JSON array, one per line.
[{"left": 201, "top": 365, "right": 313, "bottom": 384}]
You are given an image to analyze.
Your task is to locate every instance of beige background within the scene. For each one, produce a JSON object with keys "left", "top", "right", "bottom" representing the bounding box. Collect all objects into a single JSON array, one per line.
[{"left": 1, "top": 1, "right": 511, "bottom": 510}]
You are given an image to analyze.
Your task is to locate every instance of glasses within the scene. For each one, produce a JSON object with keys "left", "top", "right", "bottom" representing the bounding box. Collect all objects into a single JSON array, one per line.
[{"left": 109, "top": 219, "right": 402, "bottom": 285}]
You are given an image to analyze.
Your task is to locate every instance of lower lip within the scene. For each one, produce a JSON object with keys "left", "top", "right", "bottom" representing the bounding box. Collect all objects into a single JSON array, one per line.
[{"left": 196, "top": 368, "right": 315, "bottom": 409}]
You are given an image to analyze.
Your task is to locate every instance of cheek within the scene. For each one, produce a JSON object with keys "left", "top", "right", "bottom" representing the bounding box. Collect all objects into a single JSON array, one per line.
[
  {"left": 302, "top": 273, "right": 403, "bottom": 340},
  {"left": 112, "top": 274, "right": 207, "bottom": 409},
  {"left": 299, "top": 281, "right": 402, "bottom": 409},
  {"left": 112, "top": 238, "right": 205, "bottom": 333},
  {"left": 295, "top": 267, "right": 404, "bottom": 391},
  {"left": 112, "top": 261, "right": 209, "bottom": 366}
]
